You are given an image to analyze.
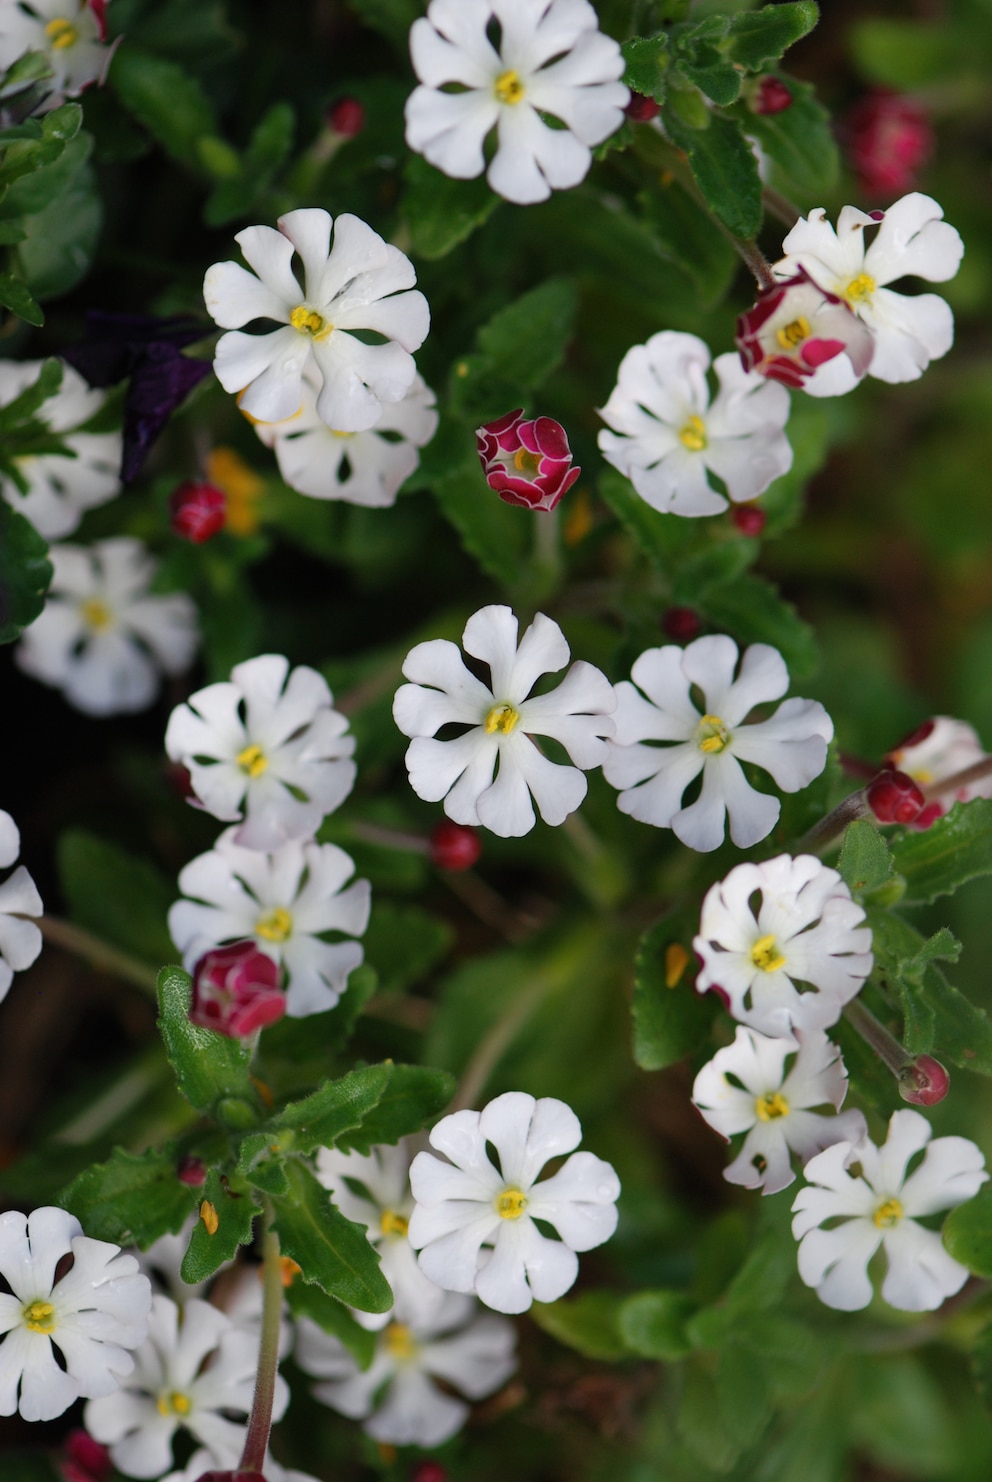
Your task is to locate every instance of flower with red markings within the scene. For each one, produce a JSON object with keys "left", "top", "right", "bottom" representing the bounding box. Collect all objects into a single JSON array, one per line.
[
  {"left": 736, "top": 266, "right": 874, "bottom": 390},
  {"left": 885, "top": 715, "right": 992, "bottom": 823},
  {"left": 844, "top": 90, "right": 933, "bottom": 198},
  {"left": 899, "top": 1054, "right": 950, "bottom": 1108},
  {"left": 326, "top": 96, "right": 365, "bottom": 137},
  {"left": 169, "top": 482, "right": 227, "bottom": 543},
  {"left": 430, "top": 820, "right": 482, "bottom": 872},
  {"left": 476, "top": 409, "right": 580, "bottom": 512},
  {"left": 753, "top": 77, "right": 792, "bottom": 115},
  {"left": 190, "top": 940, "right": 286, "bottom": 1038},
  {"left": 866, "top": 768, "right": 926, "bottom": 825}
]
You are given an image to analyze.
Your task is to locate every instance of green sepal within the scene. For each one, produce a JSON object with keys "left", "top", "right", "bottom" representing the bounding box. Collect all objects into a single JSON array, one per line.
[
  {"left": 943, "top": 1187, "right": 992, "bottom": 1278},
  {"left": 632, "top": 908, "right": 716, "bottom": 1071},
  {"left": 660, "top": 106, "right": 762, "bottom": 239},
  {"left": 0, "top": 501, "right": 51, "bottom": 644},
  {"left": 403, "top": 155, "right": 500, "bottom": 260},
  {"left": 272, "top": 1063, "right": 393, "bottom": 1155},
  {"left": 181, "top": 1168, "right": 260, "bottom": 1285},
  {"left": 332, "top": 1063, "right": 455, "bottom": 1155},
  {"left": 271, "top": 1160, "right": 392, "bottom": 1313},
  {"left": 727, "top": 3, "right": 820, "bottom": 72},
  {"left": 285, "top": 1280, "right": 377, "bottom": 1370},
  {"left": 889, "top": 799, "right": 992, "bottom": 904},
  {"left": 531, "top": 1291, "right": 629, "bottom": 1361},
  {"left": 58, "top": 1144, "right": 196, "bottom": 1248},
  {"left": 156, "top": 964, "right": 257, "bottom": 1116},
  {"left": 618, "top": 1289, "right": 695, "bottom": 1360}
]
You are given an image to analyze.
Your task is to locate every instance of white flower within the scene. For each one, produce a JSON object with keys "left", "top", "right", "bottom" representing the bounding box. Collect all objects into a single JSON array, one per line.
[
  {"left": 408, "top": 1091, "right": 620, "bottom": 1315},
  {"left": 597, "top": 332, "right": 793, "bottom": 517},
  {"left": 0, "top": 808, "right": 43, "bottom": 1003},
  {"left": 85, "top": 1293, "right": 288, "bottom": 1478},
  {"left": 405, "top": 0, "right": 628, "bottom": 205},
  {"left": 887, "top": 716, "right": 992, "bottom": 807},
  {"left": 774, "top": 193, "right": 964, "bottom": 394},
  {"left": 16, "top": 537, "right": 199, "bottom": 716},
  {"left": 0, "top": 1206, "right": 150, "bottom": 1424},
  {"left": 0, "top": 0, "right": 115, "bottom": 107},
  {"left": 164, "top": 654, "right": 356, "bottom": 853},
  {"left": 0, "top": 360, "right": 122, "bottom": 539},
  {"left": 393, "top": 604, "right": 616, "bottom": 837},
  {"left": 316, "top": 1140, "right": 446, "bottom": 1330},
  {"left": 694, "top": 854, "right": 873, "bottom": 1037},
  {"left": 295, "top": 1290, "right": 516, "bottom": 1447},
  {"left": 204, "top": 208, "right": 430, "bottom": 430},
  {"left": 602, "top": 636, "right": 833, "bottom": 852},
  {"left": 692, "top": 1027, "right": 867, "bottom": 1195},
  {"left": 792, "top": 1108, "right": 988, "bottom": 1311},
  {"left": 169, "top": 829, "right": 370, "bottom": 1018},
  {"left": 255, "top": 368, "right": 438, "bottom": 507}
]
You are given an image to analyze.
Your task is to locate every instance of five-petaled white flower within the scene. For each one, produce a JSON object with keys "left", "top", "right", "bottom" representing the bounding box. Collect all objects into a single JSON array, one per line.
[
  {"left": 692, "top": 1026, "right": 867, "bottom": 1195},
  {"left": 598, "top": 332, "right": 793, "bottom": 517},
  {"left": 774, "top": 192, "right": 964, "bottom": 394},
  {"left": 408, "top": 1091, "right": 620, "bottom": 1314},
  {"left": 16, "top": 537, "right": 199, "bottom": 716},
  {"left": 886, "top": 715, "right": 992, "bottom": 810},
  {"left": 405, "top": 0, "right": 628, "bottom": 205},
  {"left": 165, "top": 653, "right": 356, "bottom": 853},
  {"left": 393, "top": 604, "right": 616, "bottom": 837},
  {"left": 602, "top": 636, "right": 833, "bottom": 852},
  {"left": 694, "top": 854, "right": 873, "bottom": 1037},
  {"left": 169, "top": 830, "right": 370, "bottom": 1018},
  {"left": 296, "top": 1289, "right": 517, "bottom": 1446},
  {"left": 792, "top": 1108, "right": 987, "bottom": 1312},
  {"left": 0, "top": 0, "right": 115, "bottom": 109},
  {"left": 0, "top": 1206, "right": 150, "bottom": 1424},
  {"left": 0, "top": 808, "right": 44, "bottom": 1003},
  {"left": 255, "top": 367, "right": 438, "bottom": 507},
  {"left": 204, "top": 208, "right": 430, "bottom": 430},
  {"left": 0, "top": 359, "right": 122, "bottom": 539},
  {"left": 85, "top": 1293, "right": 288, "bottom": 1478}
]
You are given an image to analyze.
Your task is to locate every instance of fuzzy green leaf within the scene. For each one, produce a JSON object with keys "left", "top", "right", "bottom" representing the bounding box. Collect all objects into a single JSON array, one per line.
[
  {"left": 285, "top": 1279, "right": 377, "bottom": 1370},
  {"left": 156, "top": 965, "right": 257, "bottom": 1115},
  {"left": 181, "top": 1169, "right": 259, "bottom": 1284},
  {"left": 869, "top": 910, "right": 992, "bottom": 1071},
  {"left": 334, "top": 1064, "right": 455, "bottom": 1155},
  {"left": 272, "top": 1063, "right": 392, "bottom": 1154},
  {"left": 943, "top": 1187, "right": 992, "bottom": 1278},
  {"left": 403, "top": 155, "right": 500, "bottom": 260},
  {"left": 272, "top": 1160, "right": 392, "bottom": 1313},
  {"left": 889, "top": 800, "right": 992, "bottom": 904},
  {"left": 727, "top": 3, "right": 820, "bottom": 71},
  {"left": 59, "top": 1145, "right": 195, "bottom": 1248},
  {"left": 531, "top": 1291, "right": 628, "bottom": 1361},
  {"left": 449, "top": 278, "right": 578, "bottom": 421},
  {"left": 838, "top": 820, "right": 895, "bottom": 895},
  {"left": 618, "top": 1290, "right": 695, "bottom": 1359},
  {"left": 733, "top": 77, "right": 838, "bottom": 197},
  {"left": 633, "top": 909, "right": 716, "bottom": 1070},
  {"left": 622, "top": 34, "right": 670, "bottom": 103},
  {"left": 0, "top": 501, "right": 51, "bottom": 643},
  {"left": 660, "top": 107, "right": 762, "bottom": 238}
]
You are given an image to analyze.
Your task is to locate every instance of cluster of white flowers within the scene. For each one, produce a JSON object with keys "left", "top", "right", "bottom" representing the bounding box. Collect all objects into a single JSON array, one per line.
[{"left": 0, "top": 0, "right": 117, "bottom": 109}]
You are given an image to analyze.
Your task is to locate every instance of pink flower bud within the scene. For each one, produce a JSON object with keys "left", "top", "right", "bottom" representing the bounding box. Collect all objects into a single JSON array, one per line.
[
  {"left": 899, "top": 1054, "right": 950, "bottom": 1107},
  {"left": 177, "top": 1155, "right": 207, "bottom": 1187},
  {"left": 843, "top": 90, "right": 933, "bottom": 199},
  {"left": 169, "top": 481, "right": 227, "bottom": 543},
  {"left": 430, "top": 820, "right": 482, "bottom": 872},
  {"left": 411, "top": 1465, "right": 448, "bottom": 1482},
  {"left": 190, "top": 941, "right": 286, "bottom": 1038},
  {"left": 736, "top": 266, "right": 875, "bottom": 389},
  {"left": 731, "top": 504, "right": 766, "bottom": 537},
  {"left": 476, "top": 409, "right": 581, "bottom": 512},
  {"left": 753, "top": 77, "right": 793, "bottom": 115},
  {"left": 194, "top": 1473, "right": 268, "bottom": 1482},
  {"left": 62, "top": 1432, "right": 112, "bottom": 1482},
  {"left": 662, "top": 606, "right": 702, "bottom": 643},
  {"left": 326, "top": 96, "right": 365, "bottom": 138},
  {"left": 625, "top": 92, "right": 660, "bottom": 122},
  {"left": 866, "top": 768, "right": 926, "bottom": 825}
]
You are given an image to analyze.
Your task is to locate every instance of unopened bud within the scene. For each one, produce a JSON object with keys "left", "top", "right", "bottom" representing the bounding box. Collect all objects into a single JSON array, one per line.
[
  {"left": 62, "top": 1431, "right": 112, "bottom": 1482},
  {"left": 191, "top": 941, "right": 286, "bottom": 1038},
  {"left": 662, "top": 606, "right": 702, "bottom": 643},
  {"left": 177, "top": 1155, "right": 207, "bottom": 1187},
  {"left": 194, "top": 1472, "right": 267, "bottom": 1482},
  {"left": 326, "top": 96, "right": 365, "bottom": 137},
  {"left": 866, "top": 768, "right": 926, "bottom": 825},
  {"left": 625, "top": 92, "right": 660, "bottom": 122},
  {"left": 169, "top": 481, "right": 227, "bottom": 543},
  {"left": 411, "top": 1465, "right": 447, "bottom": 1482},
  {"left": 731, "top": 503, "right": 766, "bottom": 537},
  {"left": 753, "top": 76, "right": 793, "bottom": 115},
  {"left": 430, "top": 820, "right": 482, "bottom": 872},
  {"left": 899, "top": 1054, "right": 950, "bottom": 1107}
]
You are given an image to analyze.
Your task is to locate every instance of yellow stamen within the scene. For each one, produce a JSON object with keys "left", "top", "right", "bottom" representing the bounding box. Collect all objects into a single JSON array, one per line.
[
  {"left": 776, "top": 315, "right": 811, "bottom": 351},
  {"left": 843, "top": 272, "right": 876, "bottom": 304},
  {"left": 513, "top": 446, "right": 542, "bottom": 477},
  {"left": 80, "top": 598, "right": 113, "bottom": 632},
  {"left": 256, "top": 907, "right": 293, "bottom": 943},
  {"left": 496, "top": 1187, "right": 527, "bottom": 1220},
  {"left": 290, "top": 305, "right": 331, "bottom": 338},
  {"left": 665, "top": 942, "right": 690, "bottom": 989},
  {"left": 751, "top": 934, "right": 786, "bottom": 973},
  {"left": 873, "top": 1197, "right": 903, "bottom": 1229},
  {"left": 494, "top": 69, "right": 525, "bottom": 105},
  {"left": 156, "top": 1391, "right": 192, "bottom": 1417},
  {"left": 485, "top": 702, "right": 520, "bottom": 736},
  {"left": 697, "top": 714, "right": 730, "bottom": 755},
  {"left": 331, "top": 429, "right": 354, "bottom": 439},
  {"left": 679, "top": 414, "right": 707, "bottom": 452},
  {"left": 200, "top": 1200, "right": 219, "bottom": 1235},
  {"left": 384, "top": 1321, "right": 418, "bottom": 1361},
  {"left": 380, "top": 1209, "right": 410, "bottom": 1238},
  {"left": 910, "top": 768, "right": 934, "bottom": 784},
  {"left": 236, "top": 743, "right": 268, "bottom": 778},
  {"left": 23, "top": 1300, "right": 56, "bottom": 1334},
  {"left": 755, "top": 1090, "right": 790, "bottom": 1121},
  {"left": 45, "top": 18, "right": 78, "bottom": 49}
]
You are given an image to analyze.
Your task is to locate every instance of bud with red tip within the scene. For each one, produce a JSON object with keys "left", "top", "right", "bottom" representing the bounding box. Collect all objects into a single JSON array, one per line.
[
  {"left": 752, "top": 76, "right": 793, "bottom": 115},
  {"left": 736, "top": 266, "right": 874, "bottom": 389},
  {"left": 326, "top": 96, "right": 365, "bottom": 138},
  {"left": 62, "top": 1432, "right": 112, "bottom": 1482},
  {"left": 625, "top": 91, "right": 660, "bottom": 122},
  {"left": 866, "top": 768, "right": 927, "bottom": 825},
  {"left": 476, "top": 409, "right": 580, "bottom": 512},
  {"left": 430, "top": 820, "right": 481, "bottom": 872},
  {"left": 169, "top": 481, "right": 227, "bottom": 543},
  {"left": 177, "top": 1154, "right": 207, "bottom": 1187},
  {"left": 662, "top": 606, "right": 702, "bottom": 644},
  {"left": 731, "top": 503, "right": 766, "bottom": 537},
  {"left": 843, "top": 90, "right": 933, "bottom": 199},
  {"left": 411, "top": 1464, "right": 448, "bottom": 1482},
  {"left": 899, "top": 1054, "right": 950, "bottom": 1107},
  {"left": 190, "top": 941, "right": 286, "bottom": 1038}
]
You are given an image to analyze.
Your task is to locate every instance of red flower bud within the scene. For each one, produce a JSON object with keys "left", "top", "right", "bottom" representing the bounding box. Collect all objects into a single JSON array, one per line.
[
  {"left": 326, "top": 96, "right": 366, "bottom": 138},
  {"left": 753, "top": 77, "right": 793, "bottom": 115},
  {"left": 194, "top": 1473, "right": 267, "bottom": 1482},
  {"left": 190, "top": 941, "right": 286, "bottom": 1038},
  {"left": 169, "top": 481, "right": 227, "bottom": 543},
  {"left": 62, "top": 1432, "right": 112, "bottom": 1482},
  {"left": 430, "top": 820, "right": 482, "bottom": 872},
  {"left": 899, "top": 1054, "right": 950, "bottom": 1107},
  {"left": 843, "top": 90, "right": 933, "bottom": 199},
  {"left": 662, "top": 606, "right": 702, "bottom": 643},
  {"left": 866, "top": 769, "right": 926, "bottom": 825},
  {"left": 624, "top": 92, "right": 660, "bottom": 122},
  {"left": 177, "top": 1155, "right": 207, "bottom": 1187},
  {"left": 476, "top": 409, "right": 580, "bottom": 512},
  {"left": 736, "top": 266, "right": 874, "bottom": 388},
  {"left": 731, "top": 504, "right": 766, "bottom": 537},
  {"left": 411, "top": 1464, "right": 448, "bottom": 1482}
]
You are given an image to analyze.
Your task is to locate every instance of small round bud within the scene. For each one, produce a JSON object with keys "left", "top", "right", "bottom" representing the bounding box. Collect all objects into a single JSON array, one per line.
[
  {"left": 411, "top": 1464, "right": 447, "bottom": 1482},
  {"left": 326, "top": 96, "right": 365, "bottom": 137},
  {"left": 62, "top": 1432, "right": 112, "bottom": 1482},
  {"left": 177, "top": 1155, "right": 207, "bottom": 1187},
  {"left": 899, "top": 1054, "right": 950, "bottom": 1107},
  {"left": 866, "top": 768, "right": 926, "bottom": 825},
  {"left": 430, "top": 820, "right": 482, "bottom": 872},
  {"left": 731, "top": 503, "right": 767, "bottom": 537},
  {"left": 753, "top": 77, "right": 793, "bottom": 115},
  {"left": 624, "top": 92, "right": 660, "bottom": 122},
  {"left": 662, "top": 606, "right": 702, "bottom": 643},
  {"left": 169, "top": 481, "right": 227, "bottom": 543},
  {"left": 191, "top": 941, "right": 286, "bottom": 1038}
]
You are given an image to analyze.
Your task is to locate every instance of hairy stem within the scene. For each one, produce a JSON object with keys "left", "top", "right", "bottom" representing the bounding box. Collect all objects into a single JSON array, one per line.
[
  {"left": 762, "top": 184, "right": 803, "bottom": 229},
  {"left": 240, "top": 1202, "right": 284, "bottom": 1474},
  {"left": 796, "top": 788, "right": 873, "bottom": 856},
  {"left": 36, "top": 915, "right": 159, "bottom": 995},
  {"left": 843, "top": 996, "right": 906, "bottom": 1079},
  {"left": 921, "top": 753, "right": 992, "bottom": 803}
]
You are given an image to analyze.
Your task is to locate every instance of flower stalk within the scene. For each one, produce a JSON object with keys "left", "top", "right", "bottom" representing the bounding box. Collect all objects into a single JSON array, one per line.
[{"left": 240, "top": 1201, "right": 284, "bottom": 1475}]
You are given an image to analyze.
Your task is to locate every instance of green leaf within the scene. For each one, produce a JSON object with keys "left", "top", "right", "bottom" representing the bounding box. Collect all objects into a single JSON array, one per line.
[
  {"left": 345, "top": 0, "right": 420, "bottom": 48},
  {"left": 943, "top": 1187, "right": 992, "bottom": 1278},
  {"left": 0, "top": 128, "right": 90, "bottom": 219},
  {"left": 450, "top": 278, "right": 578, "bottom": 421},
  {"left": 237, "top": 1132, "right": 291, "bottom": 1196},
  {"left": 203, "top": 103, "right": 296, "bottom": 227},
  {"left": 430, "top": 453, "right": 529, "bottom": 589},
  {"left": 59, "top": 1145, "right": 194, "bottom": 1248},
  {"left": 272, "top": 1160, "right": 392, "bottom": 1313},
  {"left": 638, "top": 182, "right": 737, "bottom": 308},
  {"left": 403, "top": 155, "right": 500, "bottom": 260},
  {"left": 869, "top": 911, "right": 992, "bottom": 1072},
  {"left": 0, "top": 271, "right": 42, "bottom": 325},
  {"left": 531, "top": 1291, "right": 628, "bottom": 1361},
  {"left": 632, "top": 909, "right": 716, "bottom": 1071},
  {"left": 850, "top": 19, "right": 960, "bottom": 90},
  {"left": 0, "top": 501, "right": 51, "bottom": 643},
  {"left": 660, "top": 107, "right": 762, "bottom": 239},
  {"left": 15, "top": 156, "right": 101, "bottom": 299},
  {"left": 671, "top": 537, "right": 757, "bottom": 605},
  {"left": 889, "top": 799, "right": 992, "bottom": 904},
  {"left": 733, "top": 78, "right": 838, "bottom": 197},
  {"left": 727, "top": 3, "right": 820, "bottom": 71},
  {"left": 622, "top": 34, "right": 670, "bottom": 103},
  {"left": 686, "top": 1231, "right": 794, "bottom": 1349},
  {"left": 273, "top": 1064, "right": 392, "bottom": 1154},
  {"left": 181, "top": 1169, "right": 260, "bottom": 1284},
  {"left": 618, "top": 1290, "right": 695, "bottom": 1359},
  {"left": 364, "top": 901, "right": 454, "bottom": 994},
  {"left": 838, "top": 820, "right": 894, "bottom": 895},
  {"left": 110, "top": 46, "right": 218, "bottom": 167},
  {"left": 256, "top": 963, "right": 377, "bottom": 1077},
  {"left": 715, "top": 1340, "right": 774, "bottom": 1450},
  {"left": 0, "top": 356, "right": 61, "bottom": 430},
  {"left": 674, "top": 53, "right": 741, "bottom": 108},
  {"left": 598, "top": 467, "right": 693, "bottom": 578},
  {"left": 285, "top": 1278, "right": 377, "bottom": 1370},
  {"left": 334, "top": 1063, "right": 455, "bottom": 1155},
  {"left": 58, "top": 829, "right": 176, "bottom": 965},
  {"left": 156, "top": 965, "right": 257, "bottom": 1115},
  {"left": 701, "top": 571, "right": 819, "bottom": 680}
]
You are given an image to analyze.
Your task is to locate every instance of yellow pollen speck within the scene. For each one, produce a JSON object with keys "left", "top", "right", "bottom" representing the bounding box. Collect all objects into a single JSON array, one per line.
[
  {"left": 23, "top": 1300, "right": 56, "bottom": 1334},
  {"left": 200, "top": 1200, "right": 219, "bottom": 1235},
  {"left": 755, "top": 1090, "right": 790, "bottom": 1121},
  {"left": 513, "top": 446, "right": 542, "bottom": 477},
  {"left": 256, "top": 907, "right": 293, "bottom": 943},
  {"left": 751, "top": 934, "right": 786, "bottom": 973},
  {"left": 873, "top": 1197, "right": 903, "bottom": 1229},
  {"left": 776, "top": 315, "right": 811, "bottom": 351},
  {"left": 494, "top": 69, "right": 525, "bottom": 105},
  {"left": 697, "top": 714, "right": 730, "bottom": 755},
  {"left": 665, "top": 942, "right": 690, "bottom": 989},
  {"left": 236, "top": 743, "right": 268, "bottom": 778},
  {"left": 679, "top": 414, "right": 707, "bottom": 452},
  {"left": 910, "top": 767, "right": 934, "bottom": 784},
  {"left": 380, "top": 1209, "right": 410, "bottom": 1238},
  {"left": 81, "top": 597, "right": 113, "bottom": 632},
  {"left": 485, "top": 702, "right": 520, "bottom": 736},
  {"left": 384, "top": 1322, "right": 418, "bottom": 1361},
  {"left": 844, "top": 272, "right": 876, "bottom": 304},
  {"left": 496, "top": 1187, "right": 527, "bottom": 1220},
  {"left": 157, "top": 1391, "right": 192, "bottom": 1418},
  {"left": 45, "top": 17, "right": 78, "bottom": 49},
  {"left": 331, "top": 429, "right": 354, "bottom": 439},
  {"left": 290, "top": 305, "right": 331, "bottom": 338}
]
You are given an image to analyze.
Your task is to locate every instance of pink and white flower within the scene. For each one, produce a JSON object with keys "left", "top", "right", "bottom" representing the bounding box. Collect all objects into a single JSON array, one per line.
[
  {"left": 886, "top": 716, "right": 992, "bottom": 815},
  {"left": 0, "top": 0, "right": 115, "bottom": 108},
  {"left": 476, "top": 408, "right": 580, "bottom": 511},
  {"left": 736, "top": 266, "right": 875, "bottom": 390}
]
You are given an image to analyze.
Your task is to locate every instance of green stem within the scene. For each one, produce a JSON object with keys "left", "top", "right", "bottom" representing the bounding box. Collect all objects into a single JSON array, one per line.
[
  {"left": 36, "top": 915, "right": 159, "bottom": 995},
  {"left": 843, "top": 996, "right": 906, "bottom": 1080},
  {"left": 240, "top": 1200, "right": 284, "bottom": 1474},
  {"left": 450, "top": 987, "right": 542, "bottom": 1114},
  {"left": 795, "top": 788, "right": 872, "bottom": 857},
  {"left": 762, "top": 185, "right": 803, "bottom": 229},
  {"left": 921, "top": 753, "right": 992, "bottom": 803}
]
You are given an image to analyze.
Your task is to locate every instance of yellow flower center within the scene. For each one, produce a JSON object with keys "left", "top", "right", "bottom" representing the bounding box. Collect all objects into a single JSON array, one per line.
[
  {"left": 776, "top": 315, "right": 811, "bottom": 351},
  {"left": 755, "top": 1090, "right": 790, "bottom": 1121},
  {"left": 697, "top": 714, "right": 730, "bottom": 754},
  {"left": 23, "top": 1300, "right": 56, "bottom": 1334},
  {"left": 513, "top": 446, "right": 542, "bottom": 477},
  {"left": 873, "top": 1197, "right": 903, "bottom": 1229},
  {"left": 380, "top": 1209, "right": 410, "bottom": 1238},
  {"left": 843, "top": 272, "right": 876, "bottom": 305},
  {"left": 45, "top": 17, "right": 78, "bottom": 49},
  {"left": 236, "top": 743, "right": 268, "bottom": 778},
  {"left": 290, "top": 305, "right": 332, "bottom": 339},
  {"left": 751, "top": 934, "right": 786, "bottom": 973},
  {"left": 496, "top": 1187, "right": 528, "bottom": 1220},
  {"left": 80, "top": 597, "right": 113, "bottom": 632},
  {"left": 494, "top": 69, "right": 525, "bottom": 105},
  {"left": 156, "top": 1390, "right": 192, "bottom": 1418},
  {"left": 384, "top": 1321, "right": 418, "bottom": 1361},
  {"left": 679, "top": 414, "right": 708, "bottom": 452},
  {"left": 256, "top": 907, "right": 293, "bottom": 943},
  {"left": 485, "top": 702, "right": 520, "bottom": 736}
]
